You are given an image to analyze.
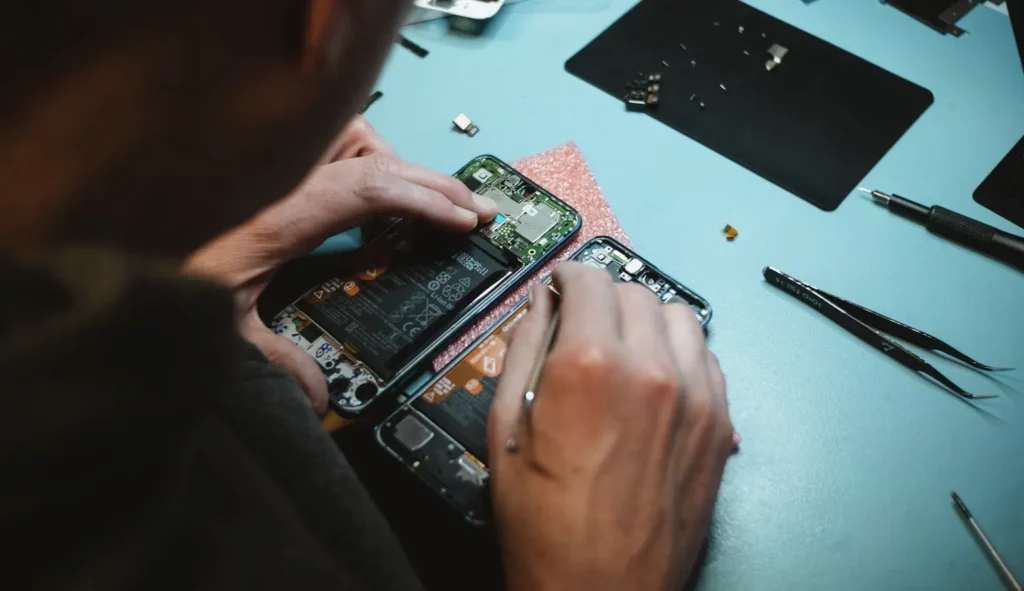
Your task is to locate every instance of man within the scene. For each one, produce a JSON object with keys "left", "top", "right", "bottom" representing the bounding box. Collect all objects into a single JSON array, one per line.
[{"left": 0, "top": 1, "right": 735, "bottom": 590}]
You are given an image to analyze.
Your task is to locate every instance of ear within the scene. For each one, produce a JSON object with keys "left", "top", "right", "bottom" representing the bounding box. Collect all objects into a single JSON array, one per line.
[{"left": 303, "top": 0, "right": 346, "bottom": 74}]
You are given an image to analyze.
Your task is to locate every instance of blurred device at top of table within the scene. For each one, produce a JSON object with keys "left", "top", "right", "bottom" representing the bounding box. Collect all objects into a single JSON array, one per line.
[
  {"left": 883, "top": 0, "right": 985, "bottom": 36},
  {"left": 413, "top": 0, "right": 506, "bottom": 20},
  {"left": 567, "top": 0, "right": 933, "bottom": 211},
  {"left": 973, "top": 0, "right": 1024, "bottom": 229}
]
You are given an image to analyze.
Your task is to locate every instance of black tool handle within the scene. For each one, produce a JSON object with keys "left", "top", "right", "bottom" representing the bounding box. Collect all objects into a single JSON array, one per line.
[{"left": 927, "top": 206, "right": 1024, "bottom": 271}]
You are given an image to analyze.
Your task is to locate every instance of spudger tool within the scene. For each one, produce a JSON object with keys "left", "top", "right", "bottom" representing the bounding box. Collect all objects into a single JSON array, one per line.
[
  {"left": 859, "top": 188, "right": 1024, "bottom": 271},
  {"left": 506, "top": 288, "right": 561, "bottom": 453},
  {"left": 764, "top": 267, "right": 1010, "bottom": 400}
]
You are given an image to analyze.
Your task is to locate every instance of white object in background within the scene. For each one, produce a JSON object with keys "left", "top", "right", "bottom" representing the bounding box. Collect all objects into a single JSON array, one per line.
[
  {"left": 985, "top": 1, "right": 1008, "bottom": 15},
  {"left": 410, "top": 0, "right": 513, "bottom": 22}
]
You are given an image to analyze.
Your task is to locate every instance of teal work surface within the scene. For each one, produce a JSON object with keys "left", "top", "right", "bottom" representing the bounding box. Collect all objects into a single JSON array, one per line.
[{"left": 355, "top": 1, "right": 1024, "bottom": 589}]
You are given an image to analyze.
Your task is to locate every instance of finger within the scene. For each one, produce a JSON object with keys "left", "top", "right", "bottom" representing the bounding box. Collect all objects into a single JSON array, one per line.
[
  {"left": 705, "top": 349, "right": 740, "bottom": 449},
  {"left": 616, "top": 283, "right": 674, "bottom": 370},
  {"left": 488, "top": 284, "right": 555, "bottom": 459},
  {"left": 245, "top": 324, "right": 330, "bottom": 414},
  {"left": 369, "top": 156, "right": 497, "bottom": 222},
  {"left": 660, "top": 303, "right": 713, "bottom": 403},
  {"left": 549, "top": 262, "right": 621, "bottom": 354},
  {"left": 355, "top": 168, "right": 481, "bottom": 231},
  {"left": 705, "top": 350, "right": 727, "bottom": 408}
]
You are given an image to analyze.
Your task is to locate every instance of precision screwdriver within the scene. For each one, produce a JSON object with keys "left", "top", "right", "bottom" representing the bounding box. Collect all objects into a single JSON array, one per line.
[{"left": 859, "top": 188, "right": 1024, "bottom": 271}]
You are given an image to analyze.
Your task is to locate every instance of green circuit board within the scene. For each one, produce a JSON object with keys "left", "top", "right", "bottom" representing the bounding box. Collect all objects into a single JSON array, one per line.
[{"left": 456, "top": 156, "right": 579, "bottom": 266}]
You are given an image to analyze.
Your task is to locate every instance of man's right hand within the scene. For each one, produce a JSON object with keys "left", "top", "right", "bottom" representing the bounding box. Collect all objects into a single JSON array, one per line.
[{"left": 488, "top": 263, "right": 734, "bottom": 591}]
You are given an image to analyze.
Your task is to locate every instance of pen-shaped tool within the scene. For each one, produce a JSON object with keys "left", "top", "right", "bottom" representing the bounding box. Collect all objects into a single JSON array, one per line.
[
  {"left": 859, "top": 188, "right": 1024, "bottom": 271},
  {"left": 506, "top": 290, "right": 561, "bottom": 453},
  {"left": 952, "top": 492, "right": 1022, "bottom": 590}
]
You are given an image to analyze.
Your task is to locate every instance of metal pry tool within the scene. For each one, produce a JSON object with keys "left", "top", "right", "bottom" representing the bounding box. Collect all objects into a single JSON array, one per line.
[
  {"left": 506, "top": 288, "right": 561, "bottom": 453},
  {"left": 763, "top": 267, "right": 1010, "bottom": 401}
]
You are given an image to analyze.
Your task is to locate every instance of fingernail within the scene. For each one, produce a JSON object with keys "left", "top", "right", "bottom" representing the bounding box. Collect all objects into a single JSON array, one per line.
[
  {"left": 527, "top": 284, "right": 535, "bottom": 306},
  {"left": 732, "top": 431, "right": 742, "bottom": 449},
  {"left": 472, "top": 193, "right": 498, "bottom": 216},
  {"left": 455, "top": 206, "right": 478, "bottom": 224}
]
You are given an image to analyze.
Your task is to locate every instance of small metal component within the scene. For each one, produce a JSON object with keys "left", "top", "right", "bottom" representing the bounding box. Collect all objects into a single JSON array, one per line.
[
  {"left": 738, "top": 25, "right": 745, "bottom": 33},
  {"left": 690, "top": 59, "right": 697, "bottom": 68},
  {"left": 723, "top": 224, "right": 739, "bottom": 241},
  {"left": 713, "top": 20, "right": 720, "bottom": 26},
  {"left": 765, "top": 43, "right": 789, "bottom": 72},
  {"left": 453, "top": 113, "right": 479, "bottom": 136},
  {"left": 699, "top": 101, "right": 706, "bottom": 110},
  {"left": 662, "top": 59, "right": 670, "bottom": 67},
  {"left": 689, "top": 93, "right": 696, "bottom": 102},
  {"left": 624, "top": 258, "right": 644, "bottom": 275},
  {"left": 743, "top": 49, "right": 751, "bottom": 56},
  {"left": 624, "top": 89, "right": 659, "bottom": 111},
  {"left": 680, "top": 42, "right": 688, "bottom": 50},
  {"left": 762, "top": 32, "right": 767, "bottom": 38},
  {"left": 720, "top": 83, "right": 727, "bottom": 91},
  {"left": 393, "top": 415, "right": 434, "bottom": 451}
]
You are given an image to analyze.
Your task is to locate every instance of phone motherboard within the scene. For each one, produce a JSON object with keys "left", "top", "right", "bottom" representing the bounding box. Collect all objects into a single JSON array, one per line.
[{"left": 458, "top": 156, "right": 578, "bottom": 266}]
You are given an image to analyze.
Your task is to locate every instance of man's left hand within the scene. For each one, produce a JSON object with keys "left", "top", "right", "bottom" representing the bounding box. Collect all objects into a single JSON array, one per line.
[{"left": 186, "top": 117, "right": 496, "bottom": 413}]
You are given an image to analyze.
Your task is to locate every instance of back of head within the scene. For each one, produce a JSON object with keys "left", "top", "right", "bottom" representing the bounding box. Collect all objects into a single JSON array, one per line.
[{"left": 0, "top": 0, "right": 408, "bottom": 258}]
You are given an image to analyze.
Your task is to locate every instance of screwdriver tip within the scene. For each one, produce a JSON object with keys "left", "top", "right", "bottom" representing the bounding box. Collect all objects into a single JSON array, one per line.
[
  {"left": 857, "top": 187, "right": 872, "bottom": 193},
  {"left": 951, "top": 491, "right": 971, "bottom": 518},
  {"left": 970, "top": 394, "right": 999, "bottom": 400}
]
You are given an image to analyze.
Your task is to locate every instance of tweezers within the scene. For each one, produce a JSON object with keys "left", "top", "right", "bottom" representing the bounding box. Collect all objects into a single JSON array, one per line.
[
  {"left": 764, "top": 267, "right": 1011, "bottom": 400},
  {"left": 506, "top": 289, "right": 562, "bottom": 453}
]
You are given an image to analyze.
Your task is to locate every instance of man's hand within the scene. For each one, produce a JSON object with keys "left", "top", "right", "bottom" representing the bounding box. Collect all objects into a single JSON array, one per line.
[
  {"left": 186, "top": 117, "right": 496, "bottom": 413},
  {"left": 488, "top": 263, "right": 734, "bottom": 591}
]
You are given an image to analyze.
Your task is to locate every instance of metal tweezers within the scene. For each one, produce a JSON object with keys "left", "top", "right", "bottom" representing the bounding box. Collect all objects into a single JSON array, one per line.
[
  {"left": 764, "top": 267, "right": 1011, "bottom": 400},
  {"left": 506, "top": 288, "right": 562, "bottom": 453}
]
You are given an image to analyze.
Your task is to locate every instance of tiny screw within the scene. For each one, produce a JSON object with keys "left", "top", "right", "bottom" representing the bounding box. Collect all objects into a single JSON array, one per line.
[
  {"left": 691, "top": 59, "right": 697, "bottom": 67},
  {"left": 738, "top": 25, "right": 745, "bottom": 33},
  {"left": 720, "top": 83, "right": 727, "bottom": 91},
  {"left": 689, "top": 93, "right": 696, "bottom": 101},
  {"left": 662, "top": 60, "right": 670, "bottom": 67},
  {"left": 762, "top": 32, "right": 767, "bottom": 38},
  {"left": 699, "top": 101, "right": 706, "bottom": 110},
  {"left": 680, "top": 42, "right": 688, "bottom": 50}
]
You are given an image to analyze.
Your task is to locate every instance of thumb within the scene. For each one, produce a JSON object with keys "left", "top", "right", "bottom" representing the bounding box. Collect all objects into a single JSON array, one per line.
[{"left": 243, "top": 321, "right": 330, "bottom": 415}]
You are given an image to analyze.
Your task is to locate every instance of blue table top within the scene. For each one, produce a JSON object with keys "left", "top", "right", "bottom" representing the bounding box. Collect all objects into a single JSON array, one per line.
[{"left": 358, "top": 1, "right": 1024, "bottom": 588}]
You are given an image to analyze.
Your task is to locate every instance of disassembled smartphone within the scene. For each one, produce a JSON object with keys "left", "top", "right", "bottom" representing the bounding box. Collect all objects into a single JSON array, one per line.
[
  {"left": 376, "top": 236, "right": 712, "bottom": 524},
  {"left": 269, "top": 156, "right": 581, "bottom": 416}
]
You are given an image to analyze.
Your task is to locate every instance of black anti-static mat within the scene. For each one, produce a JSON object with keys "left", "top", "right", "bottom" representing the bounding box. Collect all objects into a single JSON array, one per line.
[
  {"left": 566, "top": 0, "right": 934, "bottom": 211},
  {"left": 974, "top": 136, "right": 1024, "bottom": 229}
]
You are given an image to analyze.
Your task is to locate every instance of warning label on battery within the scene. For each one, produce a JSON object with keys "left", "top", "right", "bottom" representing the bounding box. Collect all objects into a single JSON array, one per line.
[{"left": 295, "top": 240, "right": 507, "bottom": 380}]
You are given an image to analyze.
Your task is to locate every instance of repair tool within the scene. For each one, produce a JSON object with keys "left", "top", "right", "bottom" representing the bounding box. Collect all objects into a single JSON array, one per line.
[
  {"left": 506, "top": 289, "right": 561, "bottom": 453},
  {"left": 763, "top": 267, "right": 1010, "bottom": 400},
  {"left": 859, "top": 188, "right": 1024, "bottom": 271},
  {"left": 951, "top": 492, "right": 1022, "bottom": 590}
]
